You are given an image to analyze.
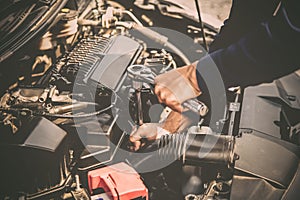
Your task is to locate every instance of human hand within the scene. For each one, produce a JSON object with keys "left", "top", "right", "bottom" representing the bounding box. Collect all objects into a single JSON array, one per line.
[
  {"left": 129, "top": 111, "right": 193, "bottom": 151},
  {"left": 154, "top": 62, "right": 201, "bottom": 112},
  {"left": 129, "top": 123, "right": 167, "bottom": 151}
]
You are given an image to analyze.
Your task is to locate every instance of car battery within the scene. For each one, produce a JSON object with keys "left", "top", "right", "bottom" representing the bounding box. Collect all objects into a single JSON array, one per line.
[{"left": 88, "top": 162, "right": 148, "bottom": 200}]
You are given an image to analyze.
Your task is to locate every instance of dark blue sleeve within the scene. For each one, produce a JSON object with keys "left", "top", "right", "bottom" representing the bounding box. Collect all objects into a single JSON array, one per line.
[{"left": 197, "top": 0, "right": 300, "bottom": 88}]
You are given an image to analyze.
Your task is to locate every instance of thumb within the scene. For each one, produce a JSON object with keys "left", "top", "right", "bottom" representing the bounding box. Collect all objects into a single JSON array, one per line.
[
  {"left": 130, "top": 123, "right": 158, "bottom": 142},
  {"left": 130, "top": 129, "right": 142, "bottom": 143}
]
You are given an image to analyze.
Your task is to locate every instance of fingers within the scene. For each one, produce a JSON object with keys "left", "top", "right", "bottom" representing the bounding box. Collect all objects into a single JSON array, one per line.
[
  {"left": 166, "top": 94, "right": 184, "bottom": 113},
  {"left": 130, "top": 140, "right": 142, "bottom": 151},
  {"left": 129, "top": 124, "right": 158, "bottom": 151},
  {"left": 154, "top": 85, "right": 163, "bottom": 103},
  {"left": 154, "top": 84, "right": 183, "bottom": 113},
  {"left": 154, "top": 64, "right": 202, "bottom": 113},
  {"left": 129, "top": 130, "right": 143, "bottom": 151}
]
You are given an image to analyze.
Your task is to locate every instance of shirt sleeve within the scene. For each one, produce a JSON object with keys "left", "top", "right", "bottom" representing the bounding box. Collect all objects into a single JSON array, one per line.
[{"left": 196, "top": 0, "right": 300, "bottom": 89}]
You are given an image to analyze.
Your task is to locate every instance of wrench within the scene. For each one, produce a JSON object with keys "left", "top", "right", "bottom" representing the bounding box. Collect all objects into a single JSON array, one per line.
[{"left": 127, "top": 65, "right": 209, "bottom": 117}]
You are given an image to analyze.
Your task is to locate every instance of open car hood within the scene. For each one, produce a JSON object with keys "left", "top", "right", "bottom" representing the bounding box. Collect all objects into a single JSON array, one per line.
[{"left": 0, "top": 0, "right": 68, "bottom": 62}]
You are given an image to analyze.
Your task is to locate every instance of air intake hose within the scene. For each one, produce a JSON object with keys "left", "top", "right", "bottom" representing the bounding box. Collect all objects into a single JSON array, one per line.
[{"left": 157, "top": 133, "right": 237, "bottom": 166}]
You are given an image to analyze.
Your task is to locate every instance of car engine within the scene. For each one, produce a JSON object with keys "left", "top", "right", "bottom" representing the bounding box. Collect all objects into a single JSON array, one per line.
[{"left": 0, "top": 0, "right": 300, "bottom": 200}]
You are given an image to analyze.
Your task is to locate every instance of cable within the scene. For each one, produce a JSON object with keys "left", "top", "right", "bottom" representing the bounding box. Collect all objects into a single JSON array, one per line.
[
  {"left": 133, "top": 25, "right": 191, "bottom": 65},
  {"left": 121, "top": 10, "right": 143, "bottom": 26},
  {"left": 40, "top": 104, "right": 114, "bottom": 118},
  {"left": 194, "top": 0, "right": 208, "bottom": 51},
  {"left": 40, "top": 85, "right": 119, "bottom": 118}
]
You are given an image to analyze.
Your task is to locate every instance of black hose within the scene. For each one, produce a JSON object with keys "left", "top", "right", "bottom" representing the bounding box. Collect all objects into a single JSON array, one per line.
[
  {"left": 158, "top": 133, "right": 236, "bottom": 166},
  {"left": 133, "top": 25, "right": 191, "bottom": 65}
]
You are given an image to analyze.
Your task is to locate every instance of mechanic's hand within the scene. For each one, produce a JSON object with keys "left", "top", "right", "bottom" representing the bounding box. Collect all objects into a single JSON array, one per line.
[
  {"left": 154, "top": 62, "right": 201, "bottom": 112},
  {"left": 129, "top": 111, "right": 193, "bottom": 151},
  {"left": 129, "top": 123, "right": 168, "bottom": 151}
]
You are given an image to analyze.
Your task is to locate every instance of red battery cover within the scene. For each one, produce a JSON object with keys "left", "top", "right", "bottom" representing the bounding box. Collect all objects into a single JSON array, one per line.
[{"left": 88, "top": 162, "right": 148, "bottom": 200}]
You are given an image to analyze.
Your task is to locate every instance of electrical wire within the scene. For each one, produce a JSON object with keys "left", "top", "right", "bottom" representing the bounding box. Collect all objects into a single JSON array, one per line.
[
  {"left": 40, "top": 104, "right": 114, "bottom": 118},
  {"left": 194, "top": 0, "right": 208, "bottom": 51}
]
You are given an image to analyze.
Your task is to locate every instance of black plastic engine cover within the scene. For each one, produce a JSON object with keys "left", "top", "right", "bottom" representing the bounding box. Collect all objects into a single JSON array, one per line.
[
  {"left": 60, "top": 35, "right": 142, "bottom": 90},
  {"left": 0, "top": 117, "right": 68, "bottom": 196},
  {"left": 231, "top": 130, "right": 300, "bottom": 199}
]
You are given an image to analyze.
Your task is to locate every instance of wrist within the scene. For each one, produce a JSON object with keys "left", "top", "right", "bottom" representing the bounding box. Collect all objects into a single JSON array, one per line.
[
  {"left": 182, "top": 64, "right": 201, "bottom": 94},
  {"left": 156, "top": 126, "right": 170, "bottom": 139}
]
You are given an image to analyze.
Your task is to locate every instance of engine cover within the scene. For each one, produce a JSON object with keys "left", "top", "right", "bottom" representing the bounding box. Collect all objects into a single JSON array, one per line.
[
  {"left": 60, "top": 35, "right": 142, "bottom": 90},
  {"left": 0, "top": 117, "right": 68, "bottom": 195}
]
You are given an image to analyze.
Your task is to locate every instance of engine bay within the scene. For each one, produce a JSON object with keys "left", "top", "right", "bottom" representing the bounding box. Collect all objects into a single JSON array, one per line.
[{"left": 0, "top": 0, "right": 300, "bottom": 199}]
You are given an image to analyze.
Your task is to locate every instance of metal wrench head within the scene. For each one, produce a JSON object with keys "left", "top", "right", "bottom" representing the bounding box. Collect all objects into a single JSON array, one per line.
[{"left": 127, "top": 65, "right": 156, "bottom": 84}]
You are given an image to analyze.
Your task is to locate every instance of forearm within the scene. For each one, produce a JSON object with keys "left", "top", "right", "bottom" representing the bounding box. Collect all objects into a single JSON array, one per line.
[{"left": 197, "top": 1, "right": 300, "bottom": 89}]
